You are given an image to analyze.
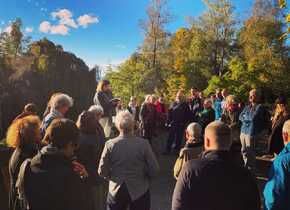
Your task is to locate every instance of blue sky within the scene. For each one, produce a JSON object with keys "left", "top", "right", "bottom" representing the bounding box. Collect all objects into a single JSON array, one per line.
[{"left": 0, "top": 0, "right": 253, "bottom": 68}]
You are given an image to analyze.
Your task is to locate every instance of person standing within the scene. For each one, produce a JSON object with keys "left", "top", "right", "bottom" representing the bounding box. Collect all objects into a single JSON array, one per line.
[
  {"left": 267, "top": 95, "right": 289, "bottom": 158},
  {"left": 239, "top": 89, "right": 270, "bottom": 172},
  {"left": 214, "top": 89, "right": 223, "bottom": 120},
  {"left": 172, "top": 121, "right": 260, "bottom": 210},
  {"left": 155, "top": 95, "right": 167, "bottom": 129},
  {"left": 139, "top": 95, "right": 157, "bottom": 143},
  {"left": 98, "top": 111, "right": 159, "bottom": 210},
  {"left": 164, "top": 90, "right": 190, "bottom": 154},
  {"left": 41, "top": 93, "right": 73, "bottom": 136},
  {"left": 24, "top": 119, "right": 88, "bottom": 210},
  {"left": 221, "top": 88, "right": 229, "bottom": 111},
  {"left": 7, "top": 116, "right": 41, "bottom": 210},
  {"left": 76, "top": 109, "right": 106, "bottom": 210},
  {"left": 197, "top": 98, "right": 215, "bottom": 132},
  {"left": 173, "top": 122, "right": 202, "bottom": 179},
  {"left": 188, "top": 88, "right": 202, "bottom": 122},
  {"left": 263, "top": 120, "right": 290, "bottom": 210},
  {"left": 94, "top": 80, "right": 119, "bottom": 138}
]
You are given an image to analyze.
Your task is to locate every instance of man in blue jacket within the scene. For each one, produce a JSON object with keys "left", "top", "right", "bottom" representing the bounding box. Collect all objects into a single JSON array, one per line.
[
  {"left": 239, "top": 89, "right": 269, "bottom": 172},
  {"left": 263, "top": 119, "right": 290, "bottom": 210}
]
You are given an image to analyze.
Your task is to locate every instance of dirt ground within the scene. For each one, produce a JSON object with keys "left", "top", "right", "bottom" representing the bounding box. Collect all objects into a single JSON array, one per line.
[{"left": 149, "top": 134, "right": 269, "bottom": 210}]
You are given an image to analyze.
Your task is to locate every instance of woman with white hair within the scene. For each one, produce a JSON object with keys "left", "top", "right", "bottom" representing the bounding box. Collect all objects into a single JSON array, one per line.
[
  {"left": 98, "top": 111, "right": 159, "bottom": 210},
  {"left": 139, "top": 95, "right": 158, "bottom": 144},
  {"left": 40, "top": 93, "right": 73, "bottom": 135}
]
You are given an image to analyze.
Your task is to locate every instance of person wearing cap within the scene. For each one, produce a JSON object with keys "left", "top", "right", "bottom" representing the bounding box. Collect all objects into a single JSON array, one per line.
[
  {"left": 267, "top": 95, "right": 289, "bottom": 158},
  {"left": 172, "top": 121, "right": 260, "bottom": 210},
  {"left": 94, "top": 80, "right": 119, "bottom": 138},
  {"left": 23, "top": 119, "right": 88, "bottom": 210}
]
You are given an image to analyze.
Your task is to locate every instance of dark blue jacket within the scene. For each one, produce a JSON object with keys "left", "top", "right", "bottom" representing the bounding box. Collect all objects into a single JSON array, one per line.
[
  {"left": 172, "top": 150, "right": 260, "bottom": 210},
  {"left": 263, "top": 143, "right": 290, "bottom": 210},
  {"left": 239, "top": 104, "right": 269, "bottom": 136}
]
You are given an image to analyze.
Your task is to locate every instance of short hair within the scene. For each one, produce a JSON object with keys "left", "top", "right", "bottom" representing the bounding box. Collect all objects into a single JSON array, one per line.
[
  {"left": 115, "top": 111, "right": 134, "bottom": 132},
  {"left": 186, "top": 123, "right": 202, "bottom": 140},
  {"left": 226, "top": 95, "right": 238, "bottom": 105},
  {"left": 6, "top": 116, "right": 41, "bottom": 148},
  {"left": 205, "top": 121, "right": 232, "bottom": 150},
  {"left": 76, "top": 111, "right": 97, "bottom": 134},
  {"left": 204, "top": 98, "right": 212, "bottom": 105},
  {"left": 51, "top": 94, "right": 73, "bottom": 110},
  {"left": 88, "top": 105, "right": 104, "bottom": 116},
  {"left": 144, "top": 95, "right": 151, "bottom": 103},
  {"left": 24, "top": 103, "right": 37, "bottom": 113},
  {"left": 283, "top": 120, "right": 290, "bottom": 134},
  {"left": 250, "top": 89, "right": 261, "bottom": 100},
  {"left": 44, "top": 118, "right": 79, "bottom": 149}
]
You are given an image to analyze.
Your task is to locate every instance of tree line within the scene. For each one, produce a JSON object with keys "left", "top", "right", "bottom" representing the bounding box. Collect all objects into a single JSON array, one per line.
[{"left": 105, "top": 0, "right": 290, "bottom": 103}]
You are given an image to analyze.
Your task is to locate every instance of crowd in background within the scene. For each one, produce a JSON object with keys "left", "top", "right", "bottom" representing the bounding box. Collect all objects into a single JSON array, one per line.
[{"left": 3, "top": 79, "right": 290, "bottom": 210}]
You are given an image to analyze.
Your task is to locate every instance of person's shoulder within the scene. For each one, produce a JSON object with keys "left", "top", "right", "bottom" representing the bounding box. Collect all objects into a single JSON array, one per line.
[
  {"left": 182, "top": 158, "right": 204, "bottom": 172},
  {"left": 274, "top": 152, "right": 290, "bottom": 169}
]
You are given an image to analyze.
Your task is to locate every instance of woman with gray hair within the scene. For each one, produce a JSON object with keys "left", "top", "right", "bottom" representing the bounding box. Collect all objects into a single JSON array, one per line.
[
  {"left": 40, "top": 93, "right": 73, "bottom": 135},
  {"left": 173, "top": 122, "right": 202, "bottom": 179},
  {"left": 98, "top": 111, "right": 159, "bottom": 210}
]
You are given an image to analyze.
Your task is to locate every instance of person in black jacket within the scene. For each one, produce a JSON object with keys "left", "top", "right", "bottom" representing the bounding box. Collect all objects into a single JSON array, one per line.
[
  {"left": 76, "top": 109, "right": 106, "bottom": 210},
  {"left": 24, "top": 119, "right": 88, "bottom": 210},
  {"left": 267, "top": 95, "right": 289, "bottom": 157},
  {"left": 94, "top": 80, "right": 119, "bottom": 138},
  {"left": 164, "top": 90, "right": 191, "bottom": 154},
  {"left": 7, "top": 115, "right": 41, "bottom": 210},
  {"left": 172, "top": 121, "right": 260, "bottom": 210}
]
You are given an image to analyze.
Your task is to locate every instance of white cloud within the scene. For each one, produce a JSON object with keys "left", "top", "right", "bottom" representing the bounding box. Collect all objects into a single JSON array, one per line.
[
  {"left": 4, "top": 25, "right": 12, "bottom": 34},
  {"left": 77, "top": 14, "right": 99, "bottom": 28},
  {"left": 39, "top": 21, "right": 69, "bottom": 36},
  {"left": 39, "top": 21, "right": 51, "bottom": 33},
  {"left": 25, "top": 27, "right": 34, "bottom": 33},
  {"left": 51, "top": 9, "right": 78, "bottom": 28},
  {"left": 50, "top": 24, "right": 69, "bottom": 35}
]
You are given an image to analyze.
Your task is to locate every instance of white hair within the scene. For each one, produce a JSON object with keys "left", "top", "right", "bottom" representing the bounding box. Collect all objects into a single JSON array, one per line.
[
  {"left": 88, "top": 105, "right": 104, "bottom": 115},
  {"left": 115, "top": 111, "right": 134, "bottom": 132},
  {"left": 51, "top": 94, "right": 73, "bottom": 110},
  {"left": 283, "top": 120, "right": 290, "bottom": 134},
  {"left": 186, "top": 123, "right": 202, "bottom": 140}
]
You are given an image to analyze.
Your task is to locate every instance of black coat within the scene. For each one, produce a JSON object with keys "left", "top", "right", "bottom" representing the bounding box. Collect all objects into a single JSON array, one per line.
[
  {"left": 168, "top": 101, "right": 191, "bottom": 127},
  {"left": 76, "top": 132, "right": 105, "bottom": 186},
  {"left": 127, "top": 106, "right": 140, "bottom": 122},
  {"left": 9, "top": 145, "right": 38, "bottom": 210},
  {"left": 268, "top": 113, "right": 290, "bottom": 154},
  {"left": 172, "top": 150, "right": 260, "bottom": 210},
  {"left": 94, "top": 91, "right": 114, "bottom": 118},
  {"left": 25, "top": 146, "right": 87, "bottom": 210}
]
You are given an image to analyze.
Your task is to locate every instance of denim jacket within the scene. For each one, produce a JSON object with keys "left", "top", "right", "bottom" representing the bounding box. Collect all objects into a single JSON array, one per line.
[{"left": 239, "top": 104, "right": 268, "bottom": 136}]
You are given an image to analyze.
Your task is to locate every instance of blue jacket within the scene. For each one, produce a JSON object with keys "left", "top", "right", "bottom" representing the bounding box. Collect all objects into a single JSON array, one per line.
[
  {"left": 263, "top": 143, "right": 290, "bottom": 210},
  {"left": 214, "top": 98, "right": 223, "bottom": 120},
  {"left": 239, "top": 104, "right": 269, "bottom": 136}
]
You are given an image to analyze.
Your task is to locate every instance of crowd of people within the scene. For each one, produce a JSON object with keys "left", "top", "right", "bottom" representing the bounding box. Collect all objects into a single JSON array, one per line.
[{"left": 3, "top": 79, "right": 290, "bottom": 210}]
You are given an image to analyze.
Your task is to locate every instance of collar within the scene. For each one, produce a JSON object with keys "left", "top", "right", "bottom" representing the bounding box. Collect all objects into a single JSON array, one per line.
[{"left": 201, "top": 150, "right": 231, "bottom": 161}]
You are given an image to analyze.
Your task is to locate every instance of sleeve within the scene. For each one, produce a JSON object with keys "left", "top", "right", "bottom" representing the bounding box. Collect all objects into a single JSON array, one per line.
[
  {"left": 172, "top": 162, "right": 193, "bottom": 210},
  {"left": 97, "top": 92, "right": 112, "bottom": 110},
  {"left": 263, "top": 159, "right": 288, "bottom": 210},
  {"left": 97, "top": 142, "right": 111, "bottom": 180},
  {"left": 139, "top": 104, "right": 146, "bottom": 123},
  {"left": 144, "top": 141, "right": 160, "bottom": 178}
]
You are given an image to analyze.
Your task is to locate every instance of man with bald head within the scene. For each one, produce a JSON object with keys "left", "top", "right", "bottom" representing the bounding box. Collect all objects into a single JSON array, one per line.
[
  {"left": 172, "top": 121, "right": 260, "bottom": 210},
  {"left": 263, "top": 119, "right": 290, "bottom": 210}
]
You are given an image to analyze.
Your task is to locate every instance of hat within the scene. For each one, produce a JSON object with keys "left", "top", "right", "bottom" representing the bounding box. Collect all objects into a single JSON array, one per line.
[{"left": 275, "top": 95, "right": 287, "bottom": 105}]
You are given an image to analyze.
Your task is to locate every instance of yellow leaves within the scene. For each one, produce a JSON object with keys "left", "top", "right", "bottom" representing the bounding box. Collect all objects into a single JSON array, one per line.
[
  {"left": 279, "top": 0, "right": 287, "bottom": 8},
  {"left": 287, "top": 14, "right": 290, "bottom": 23}
]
